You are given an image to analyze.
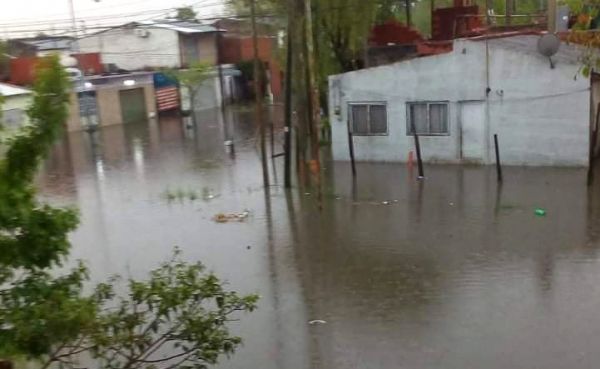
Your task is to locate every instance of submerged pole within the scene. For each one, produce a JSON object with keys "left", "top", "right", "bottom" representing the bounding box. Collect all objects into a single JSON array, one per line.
[
  {"left": 251, "top": 0, "right": 270, "bottom": 188},
  {"left": 411, "top": 122, "right": 424, "bottom": 178},
  {"left": 283, "top": 16, "right": 293, "bottom": 188},
  {"left": 347, "top": 121, "right": 356, "bottom": 177},
  {"left": 494, "top": 133, "right": 503, "bottom": 182}
]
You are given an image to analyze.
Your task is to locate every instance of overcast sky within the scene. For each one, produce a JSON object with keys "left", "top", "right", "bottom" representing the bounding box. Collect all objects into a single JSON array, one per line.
[{"left": 0, "top": 0, "right": 228, "bottom": 38}]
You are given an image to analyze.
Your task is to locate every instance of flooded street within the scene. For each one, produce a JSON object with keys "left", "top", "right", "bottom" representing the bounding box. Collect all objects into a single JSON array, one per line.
[{"left": 38, "top": 108, "right": 600, "bottom": 369}]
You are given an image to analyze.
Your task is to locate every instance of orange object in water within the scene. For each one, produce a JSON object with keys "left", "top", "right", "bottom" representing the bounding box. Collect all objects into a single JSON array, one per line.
[
  {"left": 308, "top": 160, "right": 320, "bottom": 175},
  {"left": 408, "top": 151, "right": 414, "bottom": 167}
]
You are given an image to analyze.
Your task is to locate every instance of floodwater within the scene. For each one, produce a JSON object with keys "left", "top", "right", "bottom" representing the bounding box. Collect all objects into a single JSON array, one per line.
[{"left": 37, "top": 107, "right": 600, "bottom": 369}]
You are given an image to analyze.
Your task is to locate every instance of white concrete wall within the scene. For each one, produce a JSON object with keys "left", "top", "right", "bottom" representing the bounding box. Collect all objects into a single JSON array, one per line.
[
  {"left": 486, "top": 43, "right": 590, "bottom": 166},
  {"left": 79, "top": 27, "right": 181, "bottom": 70},
  {"left": 329, "top": 38, "right": 590, "bottom": 167}
]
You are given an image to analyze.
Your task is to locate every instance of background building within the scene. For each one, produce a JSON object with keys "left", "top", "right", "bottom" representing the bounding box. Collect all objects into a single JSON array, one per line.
[
  {"left": 78, "top": 21, "right": 222, "bottom": 71},
  {"left": 329, "top": 34, "right": 590, "bottom": 167}
]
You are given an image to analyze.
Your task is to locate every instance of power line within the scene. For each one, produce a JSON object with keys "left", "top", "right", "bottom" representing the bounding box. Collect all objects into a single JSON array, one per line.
[
  {"left": 0, "top": 0, "right": 227, "bottom": 38},
  {"left": 0, "top": 0, "right": 222, "bottom": 29},
  {"left": 0, "top": 10, "right": 281, "bottom": 38}
]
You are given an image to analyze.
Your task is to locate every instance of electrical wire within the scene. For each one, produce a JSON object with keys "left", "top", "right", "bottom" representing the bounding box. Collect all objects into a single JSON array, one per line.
[{"left": 0, "top": 0, "right": 225, "bottom": 37}]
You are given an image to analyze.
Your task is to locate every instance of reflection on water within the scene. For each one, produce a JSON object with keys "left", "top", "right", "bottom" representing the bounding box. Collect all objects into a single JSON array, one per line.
[{"left": 37, "top": 108, "right": 600, "bottom": 369}]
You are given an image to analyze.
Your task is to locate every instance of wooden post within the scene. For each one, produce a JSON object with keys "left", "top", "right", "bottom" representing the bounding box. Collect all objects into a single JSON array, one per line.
[
  {"left": 347, "top": 121, "right": 356, "bottom": 177},
  {"left": 303, "top": 0, "right": 322, "bottom": 187},
  {"left": 270, "top": 120, "right": 275, "bottom": 158},
  {"left": 216, "top": 28, "right": 233, "bottom": 151},
  {"left": 405, "top": 0, "right": 412, "bottom": 27},
  {"left": 411, "top": 122, "right": 424, "bottom": 178},
  {"left": 251, "top": 0, "right": 270, "bottom": 188},
  {"left": 494, "top": 134, "right": 503, "bottom": 182},
  {"left": 284, "top": 14, "right": 294, "bottom": 188}
]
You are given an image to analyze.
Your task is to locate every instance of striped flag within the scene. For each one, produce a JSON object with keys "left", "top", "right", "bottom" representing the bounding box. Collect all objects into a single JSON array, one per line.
[{"left": 156, "top": 86, "right": 180, "bottom": 112}]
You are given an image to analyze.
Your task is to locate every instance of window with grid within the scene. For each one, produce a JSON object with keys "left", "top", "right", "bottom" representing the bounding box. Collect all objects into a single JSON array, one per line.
[
  {"left": 349, "top": 103, "right": 388, "bottom": 135},
  {"left": 406, "top": 102, "right": 449, "bottom": 136}
]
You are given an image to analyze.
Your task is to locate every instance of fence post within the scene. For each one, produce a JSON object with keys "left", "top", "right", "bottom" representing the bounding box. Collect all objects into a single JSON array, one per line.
[
  {"left": 494, "top": 133, "right": 503, "bottom": 182},
  {"left": 347, "top": 121, "right": 356, "bottom": 177}
]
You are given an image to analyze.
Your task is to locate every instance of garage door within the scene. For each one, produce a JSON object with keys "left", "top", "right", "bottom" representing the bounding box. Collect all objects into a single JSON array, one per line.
[{"left": 119, "top": 88, "right": 147, "bottom": 124}]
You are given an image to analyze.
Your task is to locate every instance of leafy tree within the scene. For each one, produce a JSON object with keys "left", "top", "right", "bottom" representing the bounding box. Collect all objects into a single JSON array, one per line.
[
  {"left": 165, "top": 62, "right": 212, "bottom": 111},
  {"left": 0, "top": 55, "right": 96, "bottom": 361},
  {"left": 0, "top": 41, "right": 9, "bottom": 81},
  {"left": 0, "top": 56, "right": 258, "bottom": 368},
  {"left": 34, "top": 250, "right": 258, "bottom": 369},
  {"left": 176, "top": 6, "right": 198, "bottom": 21}
]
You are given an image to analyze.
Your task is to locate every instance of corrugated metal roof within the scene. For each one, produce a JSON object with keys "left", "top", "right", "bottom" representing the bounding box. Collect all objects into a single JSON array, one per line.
[
  {"left": 0, "top": 83, "right": 31, "bottom": 97},
  {"left": 137, "top": 21, "right": 219, "bottom": 34}
]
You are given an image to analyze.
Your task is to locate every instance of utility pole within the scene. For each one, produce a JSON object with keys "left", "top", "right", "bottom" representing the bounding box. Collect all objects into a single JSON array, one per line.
[
  {"left": 283, "top": 7, "right": 294, "bottom": 189},
  {"left": 404, "top": 0, "right": 412, "bottom": 27},
  {"left": 216, "top": 27, "right": 234, "bottom": 153},
  {"left": 251, "top": 0, "right": 270, "bottom": 188},
  {"left": 303, "top": 0, "right": 321, "bottom": 191}
]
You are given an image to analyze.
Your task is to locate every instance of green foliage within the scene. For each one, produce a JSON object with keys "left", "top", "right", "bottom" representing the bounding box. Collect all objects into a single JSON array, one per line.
[
  {"left": 165, "top": 62, "right": 212, "bottom": 107},
  {"left": 0, "top": 264, "right": 98, "bottom": 359},
  {"left": 51, "top": 250, "right": 258, "bottom": 369},
  {"left": 0, "top": 56, "right": 77, "bottom": 270},
  {"left": 0, "top": 55, "right": 97, "bottom": 363},
  {"left": 175, "top": 6, "right": 198, "bottom": 21},
  {"left": 0, "top": 56, "right": 258, "bottom": 369}
]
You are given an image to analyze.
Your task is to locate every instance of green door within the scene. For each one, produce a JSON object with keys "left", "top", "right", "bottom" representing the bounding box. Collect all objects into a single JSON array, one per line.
[{"left": 119, "top": 88, "right": 147, "bottom": 124}]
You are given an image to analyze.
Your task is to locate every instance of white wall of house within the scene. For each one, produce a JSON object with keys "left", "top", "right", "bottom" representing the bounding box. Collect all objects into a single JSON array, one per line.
[
  {"left": 79, "top": 27, "right": 181, "bottom": 70},
  {"left": 1, "top": 93, "right": 32, "bottom": 133},
  {"left": 329, "top": 36, "right": 590, "bottom": 167}
]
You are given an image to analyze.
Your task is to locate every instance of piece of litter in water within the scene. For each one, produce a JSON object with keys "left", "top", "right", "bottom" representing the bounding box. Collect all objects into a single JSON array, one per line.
[
  {"left": 534, "top": 208, "right": 546, "bottom": 216},
  {"left": 381, "top": 201, "right": 390, "bottom": 205},
  {"left": 304, "top": 192, "right": 311, "bottom": 196},
  {"left": 309, "top": 320, "right": 327, "bottom": 325},
  {"left": 449, "top": 202, "right": 455, "bottom": 206},
  {"left": 213, "top": 210, "right": 251, "bottom": 223}
]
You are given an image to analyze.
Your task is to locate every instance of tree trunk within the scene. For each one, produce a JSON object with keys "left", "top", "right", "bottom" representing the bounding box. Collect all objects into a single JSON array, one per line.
[{"left": 251, "top": 0, "right": 270, "bottom": 188}]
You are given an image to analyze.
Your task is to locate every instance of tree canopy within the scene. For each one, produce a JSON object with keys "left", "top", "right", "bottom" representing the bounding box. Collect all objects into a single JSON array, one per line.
[{"left": 175, "top": 6, "right": 198, "bottom": 21}]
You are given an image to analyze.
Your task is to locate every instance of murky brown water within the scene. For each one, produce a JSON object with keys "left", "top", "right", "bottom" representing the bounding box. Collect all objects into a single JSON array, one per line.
[{"left": 38, "top": 107, "right": 600, "bottom": 369}]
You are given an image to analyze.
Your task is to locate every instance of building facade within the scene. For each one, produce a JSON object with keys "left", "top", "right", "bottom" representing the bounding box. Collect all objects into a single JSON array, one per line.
[
  {"left": 329, "top": 35, "right": 590, "bottom": 167},
  {"left": 78, "top": 21, "right": 221, "bottom": 71},
  {"left": 0, "top": 83, "right": 32, "bottom": 132},
  {"left": 67, "top": 72, "right": 156, "bottom": 131}
]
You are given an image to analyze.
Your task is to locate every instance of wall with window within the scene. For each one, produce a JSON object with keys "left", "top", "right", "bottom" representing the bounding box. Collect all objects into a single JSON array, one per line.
[
  {"left": 329, "top": 36, "right": 590, "bottom": 166},
  {"left": 329, "top": 40, "right": 486, "bottom": 163}
]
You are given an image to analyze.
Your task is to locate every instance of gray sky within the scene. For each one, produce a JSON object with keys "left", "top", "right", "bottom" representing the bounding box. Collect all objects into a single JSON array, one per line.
[{"left": 0, "top": 0, "right": 228, "bottom": 38}]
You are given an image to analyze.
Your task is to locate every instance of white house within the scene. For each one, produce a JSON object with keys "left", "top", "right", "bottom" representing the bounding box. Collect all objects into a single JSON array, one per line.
[
  {"left": 328, "top": 34, "right": 592, "bottom": 167},
  {"left": 78, "top": 21, "right": 222, "bottom": 71},
  {"left": 0, "top": 83, "right": 32, "bottom": 131}
]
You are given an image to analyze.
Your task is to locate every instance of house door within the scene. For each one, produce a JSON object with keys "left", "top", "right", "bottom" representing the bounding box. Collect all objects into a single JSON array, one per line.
[
  {"left": 119, "top": 88, "right": 147, "bottom": 124},
  {"left": 460, "top": 102, "right": 485, "bottom": 163}
]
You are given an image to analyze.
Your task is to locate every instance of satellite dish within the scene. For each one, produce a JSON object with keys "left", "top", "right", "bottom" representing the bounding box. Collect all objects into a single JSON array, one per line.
[{"left": 537, "top": 33, "right": 561, "bottom": 69}]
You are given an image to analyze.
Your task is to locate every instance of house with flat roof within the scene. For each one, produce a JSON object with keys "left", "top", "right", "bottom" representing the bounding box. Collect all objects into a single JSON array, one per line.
[
  {"left": 0, "top": 82, "right": 32, "bottom": 131},
  {"left": 329, "top": 34, "right": 595, "bottom": 167},
  {"left": 78, "top": 21, "right": 222, "bottom": 71}
]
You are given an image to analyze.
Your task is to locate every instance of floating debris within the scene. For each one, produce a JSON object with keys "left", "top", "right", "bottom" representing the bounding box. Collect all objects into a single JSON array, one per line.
[
  {"left": 308, "top": 320, "right": 327, "bottom": 325},
  {"left": 534, "top": 208, "right": 547, "bottom": 216},
  {"left": 213, "top": 210, "right": 251, "bottom": 223},
  {"left": 381, "top": 201, "right": 390, "bottom": 205}
]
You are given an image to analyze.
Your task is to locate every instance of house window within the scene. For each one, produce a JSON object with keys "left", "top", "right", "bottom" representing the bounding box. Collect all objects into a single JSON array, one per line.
[
  {"left": 2, "top": 109, "right": 25, "bottom": 129},
  {"left": 406, "top": 102, "right": 449, "bottom": 135},
  {"left": 349, "top": 103, "right": 388, "bottom": 135}
]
